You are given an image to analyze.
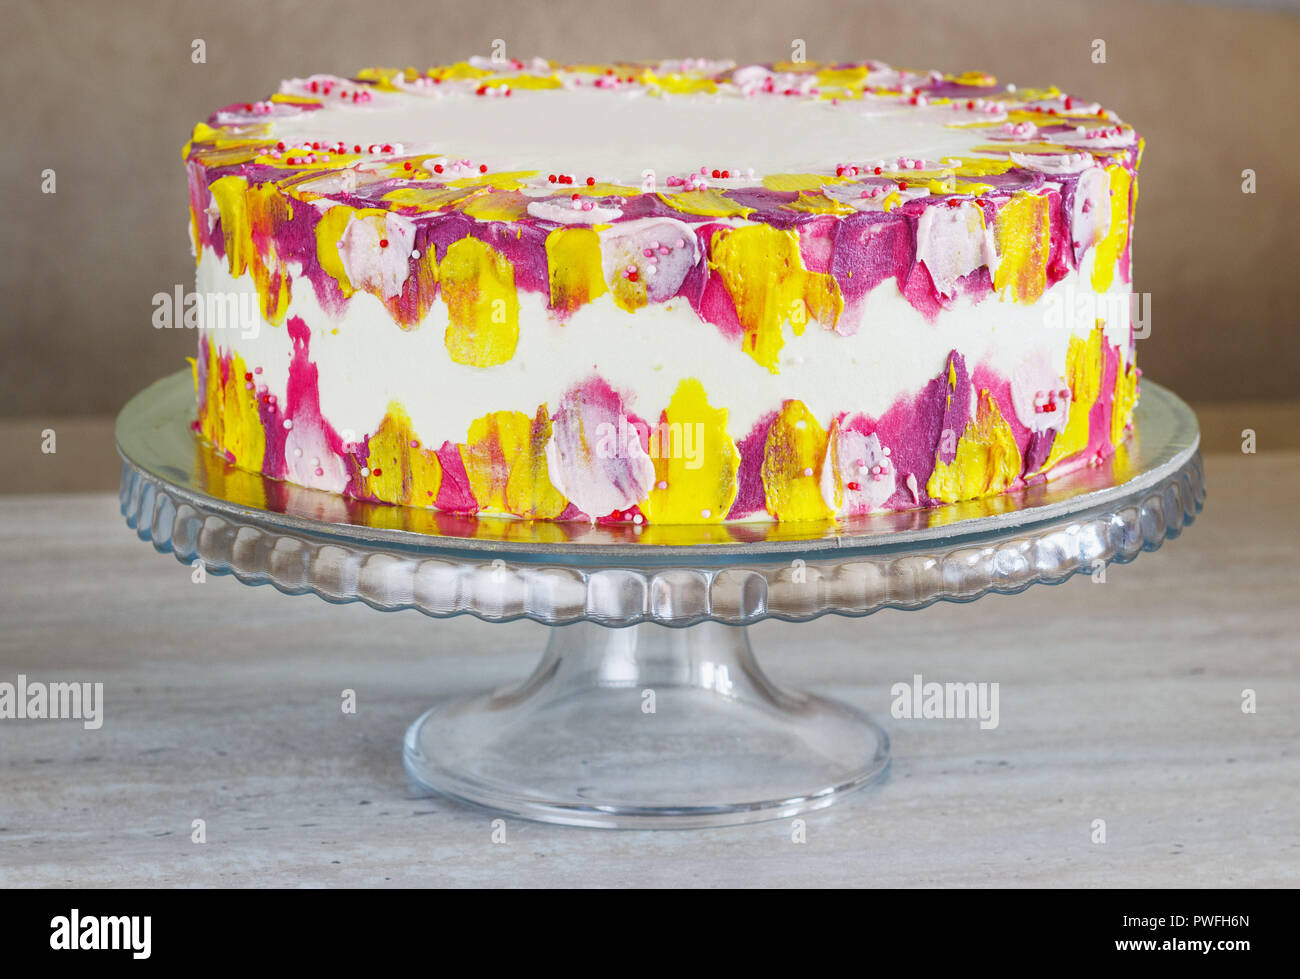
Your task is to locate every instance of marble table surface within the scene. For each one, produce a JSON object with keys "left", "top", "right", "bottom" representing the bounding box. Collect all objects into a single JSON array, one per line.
[{"left": 1, "top": 450, "right": 1296, "bottom": 888}]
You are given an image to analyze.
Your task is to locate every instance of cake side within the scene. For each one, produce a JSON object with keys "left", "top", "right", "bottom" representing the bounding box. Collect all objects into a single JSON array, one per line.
[{"left": 185, "top": 59, "right": 1142, "bottom": 525}]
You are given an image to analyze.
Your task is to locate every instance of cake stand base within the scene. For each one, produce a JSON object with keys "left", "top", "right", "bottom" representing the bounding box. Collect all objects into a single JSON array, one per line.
[{"left": 403, "top": 621, "right": 889, "bottom": 828}]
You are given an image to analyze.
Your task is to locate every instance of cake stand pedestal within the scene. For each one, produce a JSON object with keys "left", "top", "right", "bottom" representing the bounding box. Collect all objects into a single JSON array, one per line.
[{"left": 118, "top": 372, "right": 1203, "bottom": 828}]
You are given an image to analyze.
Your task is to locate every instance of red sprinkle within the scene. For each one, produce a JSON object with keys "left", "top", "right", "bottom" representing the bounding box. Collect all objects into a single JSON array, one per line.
[
  {"left": 479, "top": 164, "right": 488, "bottom": 173},
  {"left": 372, "top": 468, "right": 382, "bottom": 477},
  {"left": 433, "top": 163, "right": 444, "bottom": 173},
  {"left": 379, "top": 239, "right": 389, "bottom": 248},
  {"left": 586, "top": 176, "right": 595, "bottom": 186},
  {"left": 403, "top": 161, "right": 412, "bottom": 170}
]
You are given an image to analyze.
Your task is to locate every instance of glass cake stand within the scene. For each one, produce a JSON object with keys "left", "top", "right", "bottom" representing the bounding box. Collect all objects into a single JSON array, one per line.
[{"left": 117, "top": 371, "right": 1203, "bottom": 828}]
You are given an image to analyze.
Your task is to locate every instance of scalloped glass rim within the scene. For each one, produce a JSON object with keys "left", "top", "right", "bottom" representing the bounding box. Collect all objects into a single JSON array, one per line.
[{"left": 116, "top": 370, "right": 1199, "bottom": 564}]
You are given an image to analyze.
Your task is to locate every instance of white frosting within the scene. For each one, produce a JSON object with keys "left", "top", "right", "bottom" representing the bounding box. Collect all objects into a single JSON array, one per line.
[{"left": 266, "top": 85, "right": 1019, "bottom": 184}]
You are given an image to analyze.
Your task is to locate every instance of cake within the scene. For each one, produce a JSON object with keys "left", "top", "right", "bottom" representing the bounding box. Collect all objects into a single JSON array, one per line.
[{"left": 183, "top": 58, "right": 1141, "bottom": 526}]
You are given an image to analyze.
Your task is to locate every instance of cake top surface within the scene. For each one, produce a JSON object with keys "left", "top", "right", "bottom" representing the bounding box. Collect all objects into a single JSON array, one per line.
[{"left": 187, "top": 58, "right": 1140, "bottom": 226}]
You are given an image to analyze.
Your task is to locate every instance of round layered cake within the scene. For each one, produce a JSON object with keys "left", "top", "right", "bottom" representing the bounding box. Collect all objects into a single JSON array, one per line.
[{"left": 184, "top": 57, "right": 1141, "bottom": 526}]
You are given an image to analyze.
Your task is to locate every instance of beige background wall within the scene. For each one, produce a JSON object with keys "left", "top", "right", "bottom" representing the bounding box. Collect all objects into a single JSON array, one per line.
[{"left": 3, "top": 0, "right": 1297, "bottom": 419}]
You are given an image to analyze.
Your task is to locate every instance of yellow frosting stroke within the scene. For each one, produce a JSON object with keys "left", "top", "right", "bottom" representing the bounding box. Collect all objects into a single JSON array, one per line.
[
  {"left": 657, "top": 189, "right": 754, "bottom": 218},
  {"left": 1041, "top": 324, "right": 1106, "bottom": 473},
  {"left": 1091, "top": 164, "right": 1132, "bottom": 293},
  {"left": 761, "top": 400, "right": 834, "bottom": 521},
  {"left": 198, "top": 341, "right": 223, "bottom": 448},
  {"left": 458, "top": 190, "right": 530, "bottom": 222},
  {"left": 362, "top": 402, "right": 443, "bottom": 506},
  {"left": 710, "top": 224, "right": 843, "bottom": 373},
  {"left": 315, "top": 205, "right": 361, "bottom": 298},
  {"left": 504, "top": 405, "right": 568, "bottom": 519},
  {"left": 1112, "top": 348, "right": 1139, "bottom": 446},
  {"left": 545, "top": 227, "right": 608, "bottom": 315},
  {"left": 207, "top": 175, "right": 254, "bottom": 278},
  {"left": 440, "top": 237, "right": 520, "bottom": 367},
  {"left": 245, "top": 182, "right": 293, "bottom": 325},
  {"left": 927, "top": 389, "right": 1023, "bottom": 503},
  {"left": 460, "top": 410, "right": 531, "bottom": 512},
  {"left": 643, "top": 379, "right": 740, "bottom": 524},
  {"left": 762, "top": 173, "right": 848, "bottom": 192},
  {"left": 993, "top": 191, "right": 1051, "bottom": 303},
  {"left": 198, "top": 341, "right": 266, "bottom": 471}
]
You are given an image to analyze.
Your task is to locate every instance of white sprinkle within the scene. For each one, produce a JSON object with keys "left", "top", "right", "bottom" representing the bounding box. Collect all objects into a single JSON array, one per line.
[
  {"left": 293, "top": 448, "right": 302, "bottom": 458},
  {"left": 700, "top": 509, "right": 711, "bottom": 519},
  {"left": 360, "top": 467, "right": 370, "bottom": 477}
]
